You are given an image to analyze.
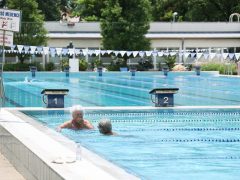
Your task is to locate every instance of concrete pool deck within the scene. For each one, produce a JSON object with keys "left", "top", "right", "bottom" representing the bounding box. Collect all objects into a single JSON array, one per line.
[{"left": 0, "top": 152, "right": 25, "bottom": 180}]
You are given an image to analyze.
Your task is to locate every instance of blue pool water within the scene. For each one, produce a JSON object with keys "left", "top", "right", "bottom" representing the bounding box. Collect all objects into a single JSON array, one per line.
[
  {"left": 23, "top": 108, "right": 240, "bottom": 180},
  {"left": 3, "top": 71, "right": 240, "bottom": 107}
]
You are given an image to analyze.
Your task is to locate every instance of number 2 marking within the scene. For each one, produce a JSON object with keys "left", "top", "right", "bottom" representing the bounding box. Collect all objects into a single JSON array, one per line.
[{"left": 163, "top": 97, "right": 168, "bottom": 104}]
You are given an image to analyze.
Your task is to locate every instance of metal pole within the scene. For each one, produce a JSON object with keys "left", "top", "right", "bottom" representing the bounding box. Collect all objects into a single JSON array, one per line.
[{"left": 0, "top": 30, "right": 5, "bottom": 107}]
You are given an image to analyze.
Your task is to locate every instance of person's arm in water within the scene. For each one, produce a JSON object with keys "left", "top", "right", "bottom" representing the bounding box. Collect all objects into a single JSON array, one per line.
[
  {"left": 84, "top": 120, "right": 94, "bottom": 129},
  {"left": 57, "top": 120, "right": 72, "bottom": 132}
]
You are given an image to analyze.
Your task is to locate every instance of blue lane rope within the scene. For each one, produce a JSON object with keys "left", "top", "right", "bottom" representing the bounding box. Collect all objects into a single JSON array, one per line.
[
  {"left": 121, "top": 127, "right": 240, "bottom": 132},
  {"left": 88, "top": 118, "right": 240, "bottom": 123},
  {"left": 151, "top": 139, "right": 240, "bottom": 142}
]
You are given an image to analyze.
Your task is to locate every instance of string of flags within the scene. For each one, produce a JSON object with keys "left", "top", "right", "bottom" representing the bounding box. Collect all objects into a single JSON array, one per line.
[{"left": 4, "top": 44, "right": 240, "bottom": 61}]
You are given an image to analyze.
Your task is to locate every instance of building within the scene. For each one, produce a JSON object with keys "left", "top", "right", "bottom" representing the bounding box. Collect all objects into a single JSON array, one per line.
[{"left": 45, "top": 21, "right": 240, "bottom": 53}]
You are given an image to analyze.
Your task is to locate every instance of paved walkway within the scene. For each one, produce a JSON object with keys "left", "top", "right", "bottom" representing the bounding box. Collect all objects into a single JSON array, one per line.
[{"left": 0, "top": 153, "right": 25, "bottom": 180}]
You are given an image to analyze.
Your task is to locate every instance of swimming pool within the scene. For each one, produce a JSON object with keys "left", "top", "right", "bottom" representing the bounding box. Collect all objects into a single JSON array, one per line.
[
  {"left": 3, "top": 71, "right": 240, "bottom": 107},
  {"left": 23, "top": 108, "right": 240, "bottom": 180}
]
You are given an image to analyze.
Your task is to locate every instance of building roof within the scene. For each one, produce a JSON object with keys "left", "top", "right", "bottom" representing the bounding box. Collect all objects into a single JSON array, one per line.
[{"left": 44, "top": 21, "right": 240, "bottom": 39}]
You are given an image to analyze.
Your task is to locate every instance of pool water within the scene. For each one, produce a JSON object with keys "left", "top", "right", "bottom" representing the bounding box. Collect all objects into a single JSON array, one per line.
[
  {"left": 23, "top": 108, "right": 240, "bottom": 180},
  {"left": 4, "top": 71, "right": 240, "bottom": 107}
]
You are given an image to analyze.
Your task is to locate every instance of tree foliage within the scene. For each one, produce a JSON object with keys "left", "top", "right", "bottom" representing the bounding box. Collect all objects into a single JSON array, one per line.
[
  {"left": 7, "top": 0, "right": 47, "bottom": 62},
  {"left": 36, "top": 0, "right": 62, "bottom": 21},
  {"left": 73, "top": 0, "right": 106, "bottom": 21},
  {"left": 101, "top": 0, "right": 151, "bottom": 51},
  {"left": 150, "top": 0, "right": 240, "bottom": 22}
]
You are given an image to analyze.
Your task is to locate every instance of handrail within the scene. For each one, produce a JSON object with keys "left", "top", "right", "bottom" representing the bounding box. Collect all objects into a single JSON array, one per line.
[{"left": 229, "top": 13, "right": 240, "bottom": 22}]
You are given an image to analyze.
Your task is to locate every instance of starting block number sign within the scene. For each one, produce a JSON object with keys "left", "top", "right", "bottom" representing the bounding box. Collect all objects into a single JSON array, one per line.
[{"left": 0, "top": 9, "right": 21, "bottom": 32}]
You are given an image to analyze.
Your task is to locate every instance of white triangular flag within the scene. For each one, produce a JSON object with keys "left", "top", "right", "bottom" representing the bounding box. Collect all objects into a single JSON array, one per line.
[
  {"left": 170, "top": 52, "right": 176, "bottom": 56},
  {"left": 50, "top": 48, "right": 56, "bottom": 57},
  {"left": 139, "top": 51, "right": 145, "bottom": 57},
  {"left": 37, "top": 47, "right": 42, "bottom": 54},
  {"left": 100, "top": 50, "right": 107, "bottom": 55},
  {"left": 209, "top": 53, "right": 216, "bottom": 59},
  {"left": 56, "top": 48, "right": 62, "bottom": 56},
  {"left": 62, "top": 48, "right": 68, "bottom": 55},
  {"left": 145, "top": 51, "right": 152, "bottom": 57},
  {"left": 68, "top": 48, "right": 75, "bottom": 56},
  {"left": 95, "top": 50, "right": 100, "bottom": 56},
  {"left": 17, "top": 45, "right": 24, "bottom": 53},
  {"left": 158, "top": 52, "right": 163, "bottom": 57},
  {"left": 126, "top": 51, "right": 132, "bottom": 57},
  {"left": 107, "top": 50, "right": 112, "bottom": 55},
  {"left": 24, "top": 46, "right": 30, "bottom": 54},
  {"left": 88, "top": 50, "right": 94, "bottom": 56},
  {"left": 164, "top": 52, "right": 169, "bottom": 56},
  {"left": 203, "top": 53, "right": 209, "bottom": 60},
  {"left": 196, "top": 53, "right": 203, "bottom": 59},
  {"left": 43, "top": 47, "right": 49, "bottom": 55},
  {"left": 30, "top": 46, "right": 36, "bottom": 54},
  {"left": 120, "top": 51, "right": 126, "bottom": 57},
  {"left": 228, "top": 53, "right": 235, "bottom": 60},
  {"left": 114, "top": 51, "right": 120, "bottom": 56},
  {"left": 222, "top": 53, "right": 228, "bottom": 60},
  {"left": 184, "top": 52, "right": 190, "bottom": 58},
  {"left": 75, "top": 49, "right": 81, "bottom": 56},
  {"left": 132, "top": 51, "right": 138, "bottom": 57},
  {"left": 235, "top": 53, "right": 240, "bottom": 60},
  {"left": 82, "top": 49, "right": 88, "bottom": 56},
  {"left": 152, "top": 51, "right": 158, "bottom": 57},
  {"left": 190, "top": 53, "right": 196, "bottom": 58}
]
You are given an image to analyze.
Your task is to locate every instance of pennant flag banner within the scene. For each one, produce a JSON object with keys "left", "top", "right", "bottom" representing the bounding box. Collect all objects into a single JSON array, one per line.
[{"left": 3, "top": 44, "right": 240, "bottom": 62}]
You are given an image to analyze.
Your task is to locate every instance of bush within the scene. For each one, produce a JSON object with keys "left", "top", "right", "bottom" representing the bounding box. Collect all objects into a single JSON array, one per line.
[
  {"left": 201, "top": 62, "right": 237, "bottom": 75},
  {"left": 79, "top": 59, "right": 88, "bottom": 71},
  {"left": 45, "top": 62, "right": 55, "bottom": 71},
  {"left": 3, "top": 62, "right": 43, "bottom": 71},
  {"left": 107, "top": 58, "right": 126, "bottom": 71},
  {"left": 60, "top": 58, "right": 69, "bottom": 71},
  {"left": 137, "top": 58, "right": 153, "bottom": 71},
  {"left": 91, "top": 58, "right": 103, "bottom": 69},
  {"left": 158, "top": 56, "right": 176, "bottom": 70}
]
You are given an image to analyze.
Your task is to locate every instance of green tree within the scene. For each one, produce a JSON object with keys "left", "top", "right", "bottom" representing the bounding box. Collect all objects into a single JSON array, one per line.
[
  {"left": 73, "top": 0, "right": 106, "bottom": 21},
  {"left": 7, "top": 0, "right": 47, "bottom": 63},
  {"left": 101, "top": 0, "right": 151, "bottom": 51},
  {"left": 150, "top": 0, "right": 240, "bottom": 22},
  {"left": 186, "top": 0, "right": 240, "bottom": 21},
  {"left": 36, "top": 0, "right": 62, "bottom": 21}
]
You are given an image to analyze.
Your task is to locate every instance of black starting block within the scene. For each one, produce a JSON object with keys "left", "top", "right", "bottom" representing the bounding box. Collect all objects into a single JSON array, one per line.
[
  {"left": 149, "top": 88, "right": 179, "bottom": 107},
  {"left": 29, "top": 66, "right": 37, "bottom": 78},
  {"left": 41, "top": 89, "right": 69, "bottom": 108}
]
